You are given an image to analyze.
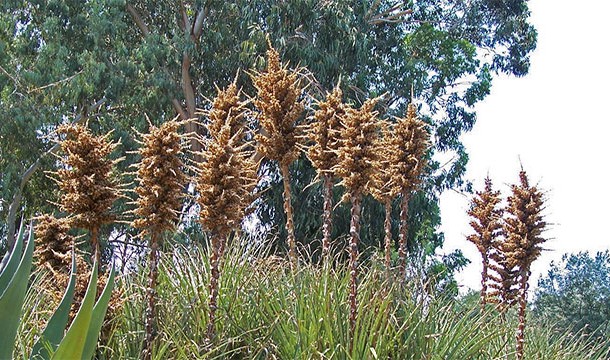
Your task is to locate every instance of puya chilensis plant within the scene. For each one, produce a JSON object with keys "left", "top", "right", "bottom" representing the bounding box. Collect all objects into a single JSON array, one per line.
[
  {"left": 1, "top": 222, "right": 115, "bottom": 360},
  {"left": 334, "top": 98, "right": 382, "bottom": 346},
  {"left": 466, "top": 176, "right": 503, "bottom": 308},
  {"left": 54, "top": 123, "right": 121, "bottom": 269},
  {"left": 503, "top": 169, "right": 547, "bottom": 360},
  {"left": 306, "top": 83, "right": 346, "bottom": 261},
  {"left": 196, "top": 80, "right": 258, "bottom": 340},
  {"left": 251, "top": 40, "right": 305, "bottom": 268},
  {"left": 131, "top": 118, "right": 187, "bottom": 360}
]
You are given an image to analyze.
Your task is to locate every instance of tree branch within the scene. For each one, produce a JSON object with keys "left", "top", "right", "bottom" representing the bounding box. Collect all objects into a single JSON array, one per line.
[{"left": 126, "top": 3, "right": 150, "bottom": 36}]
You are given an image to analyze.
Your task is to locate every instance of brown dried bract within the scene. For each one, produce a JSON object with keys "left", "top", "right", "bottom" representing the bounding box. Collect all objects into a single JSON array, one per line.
[
  {"left": 307, "top": 84, "right": 345, "bottom": 176},
  {"left": 334, "top": 98, "right": 382, "bottom": 201},
  {"left": 132, "top": 119, "right": 187, "bottom": 236},
  {"left": 251, "top": 43, "right": 305, "bottom": 168},
  {"left": 34, "top": 214, "right": 73, "bottom": 275},
  {"left": 55, "top": 124, "right": 120, "bottom": 231}
]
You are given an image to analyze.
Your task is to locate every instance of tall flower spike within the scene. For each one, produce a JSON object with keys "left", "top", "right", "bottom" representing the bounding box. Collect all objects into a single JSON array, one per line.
[
  {"left": 251, "top": 42, "right": 305, "bottom": 267},
  {"left": 132, "top": 118, "right": 187, "bottom": 360},
  {"left": 34, "top": 214, "right": 73, "bottom": 277},
  {"left": 391, "top": 103, "right": 430, "bottom": 280},
  {"left": 504, "top": 169, "right": 547, "bottom": 360},
  {"left": 307, "top": 84, "right": 346, "bottom": 261},
  {"left": 197, "top": 82, "right": 258, "bottom": 340},
  {"left": 333, "top": 97, "right": 382, "bottom": 348},
  {"left": 55, "top": 123, "right": 120, "bottom": 268},
  {"left": 370, "top": 120, "right": 399, "bottom": 274},
  {"left": 466, "top": 176, "right": 503, "bottom": 307}
]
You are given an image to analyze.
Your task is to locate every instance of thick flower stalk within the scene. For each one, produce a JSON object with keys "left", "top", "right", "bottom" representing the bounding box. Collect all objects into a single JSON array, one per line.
[
  {"left": 55, "top": 123, "right": 120, "bottom": 269},
  {"left": 306, "top": 84, "right": 345, "bottom": 261},
  {"left": 34, "top": 214, "right": 73, "bottom": 276},
  {"left": 466, "top": 176, "right": 503, "bottom": 307},
  {"left": 196, "top": 83, "right": 258, "bottom": 340},
  {"left": 334, "top": 98, "right": 381, "bottom": 346},
  {"left": 251, "top": 42, "right": 305, "bottom": 268},
  {"left": 386, "top": 103, "right": 430, "bottom": 279},
  {"left": 132, "top": 118, "right": 186, "bottom": 360},
  {"left": 504, "top": 170, "right": 547, "bottom": 360}
]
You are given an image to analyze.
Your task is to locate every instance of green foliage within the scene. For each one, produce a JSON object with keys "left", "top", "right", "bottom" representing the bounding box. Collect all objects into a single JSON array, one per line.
[{"left": 534, "top": 251, "right": 610, "bottom": 341}]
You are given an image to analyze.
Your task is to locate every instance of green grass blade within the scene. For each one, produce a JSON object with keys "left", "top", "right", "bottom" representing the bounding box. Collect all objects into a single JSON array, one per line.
[
  {"left": 30, "top": 248, "right": 78, "bottom": 360},
  {"left": 0, "top": 224, "right": 34, "bottom": 360},
  {"left": 0, "top": 223, "right": 25, "bottom": 295},
  {"left": 51, "top": 262, "right": 99, "bottom": 360},
  {"left": 82, "top": 263, "right": 116, "bottom": 360}
]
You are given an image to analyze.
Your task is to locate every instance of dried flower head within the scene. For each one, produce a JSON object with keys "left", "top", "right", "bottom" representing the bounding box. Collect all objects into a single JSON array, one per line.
[
  {"left": 206, "top": 81, "right": 249, "bottom": 142},
  {"left": 307, "top": 85, "right": 346, "bottom": 176},
  {"left": 132, "top": 119, "right": 187, "bottom": 236},
  {"left": 251, "top": 43, "right": 305, "bottom": 168},
  {"left": 467, "top": 177, "right": 503, "bottom": 256},
  {"left": 55, "top": 124, "right": 120, "bottom": 231},
  {"left": 504, "top": 170, "right": 547, "bottom": 270},
  {"left": 34, "top": 214, "right": 73, "bottom": 274},
  {"left": 197, "top": 88, "right": 258, "bottom": 237},
  {"left": 370, "top": 120, "right": 397, "bottom": 203},
  {"left": 334, "top": 98, "right": 382, "bottom": 201},
  {"left": 392, "top": 103, "right": 430, "bottom": 193}
]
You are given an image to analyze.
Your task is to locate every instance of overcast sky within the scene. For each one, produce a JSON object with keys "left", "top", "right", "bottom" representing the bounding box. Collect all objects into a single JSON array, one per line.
[{"left": 439, "top": 0, "right": 610, "bottom": 292}]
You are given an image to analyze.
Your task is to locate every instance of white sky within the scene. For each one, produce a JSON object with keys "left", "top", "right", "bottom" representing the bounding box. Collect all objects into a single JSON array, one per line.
[{"left": 439, "top": 0, "right": 610, "bottom": 292}]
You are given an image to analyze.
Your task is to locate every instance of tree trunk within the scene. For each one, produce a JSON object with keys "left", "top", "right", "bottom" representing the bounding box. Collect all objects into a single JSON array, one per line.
[
  {"left": 321, "top": 173, "right": 333, "bottom": 263},
  {"left": 348, "top": 192, "right": 362, "bottom": 351},
  {"left": 207, "top": 233, "right": 223, "bottom": 340},
  {"left": 280, "top": 162, "right": 297, "bottom": 268},
  {"left": 515, "top": 270, "right": 530, "bottom": 360},
  {"left": 384, "top": 200, "right": 392, "bottom": 277},
  {"left": 142, "top": 232, "right": 160, "bottom": 360},
  {"left": 398, "top": 192, "right": 410, "bottom": 280}
]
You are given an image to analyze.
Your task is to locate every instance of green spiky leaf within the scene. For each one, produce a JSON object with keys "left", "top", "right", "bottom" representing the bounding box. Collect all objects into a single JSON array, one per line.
[{"left": 83, "top": 263, "right": 116, "bottom": 359}]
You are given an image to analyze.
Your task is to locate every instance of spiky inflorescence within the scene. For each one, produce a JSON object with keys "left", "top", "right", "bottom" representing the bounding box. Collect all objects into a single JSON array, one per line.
[
  {"left": 467, "top": 177, "right": 503, "bottom": 307},
  {"left": 34, "top": 214, "right": 73, "bottom": 275},
  {"left": 197, "top": 83, "right": 258, "bottom": 340},
  {"left": 307, "top": 84, "right": 346, "bottom": 260},
  {"left": 390, "top": 103, "right": 430, "bottom": 279},
  {"left": 132, "top": 118, "right": 186, "bottom": 360},
  {"left": 132, "top": 119, "right": 186, "bottom": 236},
  {"left": 251, "top": 43, "right": 305, "bottom": 266},
  {"left": 504, "top": 170, "right": 547, "bottom": 360},
  {"left": 334, "top": 98, "right": 382, "bottom": 345},
  {"left": 205, "top": 82, "right": 249, "bottom": 141},
  {"left": 55, "top": 123, "right": 120, "bottom": 265}
]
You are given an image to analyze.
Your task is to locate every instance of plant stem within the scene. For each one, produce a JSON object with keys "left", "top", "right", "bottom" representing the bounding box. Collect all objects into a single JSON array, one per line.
[
  {"left": 91, "top": 226, "right": 101, "bottom": 272},
  {"left": 207, "top": 233, "right": 223, "bottom": 340},
  {"left": 143, "top": 231, "right": 160, "bottom": 360},
  {"left": 515, "top": 270, "right": 530, "bottom": 360},
  {"left": 280, "top": 162, "right": 297, "bottom": 269},
  {"left": 348, "top": 192, "right": 362, "bottom": 352},
  {"left": 322, "top": 173, "right": 333, "bottom": 263},
  {"left": 398, "top": 192, "right": 410, "bottom": 280},
  {"left": 384, "top": 200, "right": 392, "bottom": 277},
  {"left": 480, "top": 254, "right": 489, "bottom": 309}
]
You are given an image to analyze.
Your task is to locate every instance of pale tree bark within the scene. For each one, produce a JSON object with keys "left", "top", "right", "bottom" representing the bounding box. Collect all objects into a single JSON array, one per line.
[
  {"left": 398, "top": 191, "right": 410, "bottom": 280},
  {"left": 321, "top": 173, "right": 333, "bottom": 262},
  {"left": 348, "top": 193, "right": 362, "bottom": 352},
  {"left": 280, "top": 162, "right": 297, "bottom": 268}
]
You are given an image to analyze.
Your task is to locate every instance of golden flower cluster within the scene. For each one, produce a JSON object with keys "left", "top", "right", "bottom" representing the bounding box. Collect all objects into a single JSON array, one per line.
[
  {"left": 56, "top": 124, "right": 119, "bottom": 231},
  {"left": 197, "top": 86, "right": 258, "bottom": 237},
  {"left": 467, "top": 177, "right": 503, "bottom": 256},
  {"left": 132, "top": 119, "right": 186, "bottom": 236},
  {"left": 34, "top": 214, "right": 73, "bottom": 274},
  {"left": 205, "top": 82, "right": 249, "bottom": 142},
  {"left": 503, "top": 170, "right": 547, "bottom": 270},
  {"left": 251, "top": 44, "right": 305, "bottom": 168},
  {"left": 307, "top": 85, "right": 345, "bottom": 175},
  {"left": 334, "top": 98, "right": 382, "bottom": 201}
]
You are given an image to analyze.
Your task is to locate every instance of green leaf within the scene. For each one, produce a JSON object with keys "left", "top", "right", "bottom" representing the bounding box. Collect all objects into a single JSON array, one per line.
[
  {"left": 0, "top": 223, "right": 34, "bottom": 360},
  {"left": 83, "top": 263, "right": 116, "bottom": 360},
  {"left": 0, "top": 223, "right": 25, "bottom": 295},
  {"left": 30, "top": 248, "right": 78, "bottom": 360},
  {"left": 51, "top": 263, "right": 99, "bottom": 360}
]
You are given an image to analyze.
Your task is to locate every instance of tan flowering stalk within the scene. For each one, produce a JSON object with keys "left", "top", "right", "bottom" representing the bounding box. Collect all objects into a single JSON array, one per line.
[
  {"left": 55, "top": 124, "right": 120, "bottom": 269},
  {"left": 251, "top": 42, "right": 305, "bottom": 268},
  {"left": 334, "top": 98, "right": 381, "bottom": 345},
  {"left": 132, "top": 118, "right": 186, "bottom": 360},
  {"left": 306, "top": 84, "right": 346, "bottom": 261},
  {"left": 466, "top": 176, "right": 503, "bottom": 308},
  {"left": 196, "top": 83, "right": 258, "bottom": 340},
  {"left": 370, "top": 120, "right": 399, "bottom": 274},
  {"left": 386, "top": 103, "right": 430, "bottom": 279},
  {"left": 504, "top": 169, "right": 547, "bottom": 360},
  {"left": 34, "top": 214, "right": 73, "bottom": 276}
]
